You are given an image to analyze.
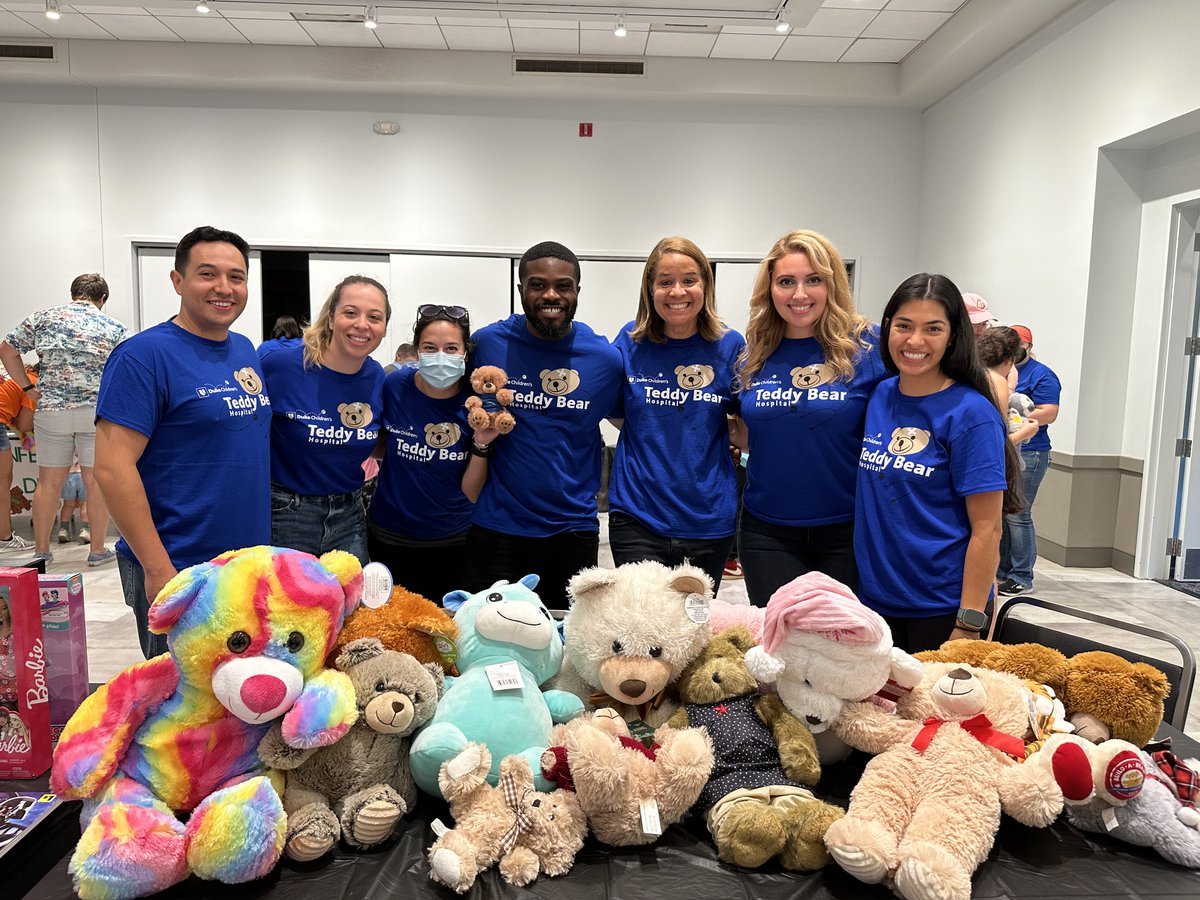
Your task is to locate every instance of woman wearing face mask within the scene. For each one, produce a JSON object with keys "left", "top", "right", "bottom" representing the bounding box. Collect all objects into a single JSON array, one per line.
[
  {"left": 258, "top": 275, "right": 389, "bottom": 565},
  {"left": 366, "top": 304, "right": 498, "bottom": 604}
]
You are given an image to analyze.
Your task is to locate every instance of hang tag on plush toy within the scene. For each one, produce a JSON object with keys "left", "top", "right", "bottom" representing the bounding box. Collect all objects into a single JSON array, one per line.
[
  {"left": 1102, "top": 806, "right": 1120, "bottom": 831},
  {"left": 433, "top": 636, "right": 458, "bottom": 669},
  {"left": 361, "top": 563, "right": 393, "bottom": 609},
  {"left": 431, "top": 817, "right": 448, "bottom": 838},
  {"left": 639, "top": 798, "right": 663, "bottom": 836},
  {"left": 486, "top": 660, "right": 523, "bottom": 692},
  {"left": 684, "top": 593, "right": 710, "bottom": 625}
]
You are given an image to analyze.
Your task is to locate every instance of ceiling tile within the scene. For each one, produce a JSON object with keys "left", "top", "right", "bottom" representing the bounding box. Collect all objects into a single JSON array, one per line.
[
  {"left": 83, "top": 13, "right": 181, "bottom": 40},
  {"left": 0, "top": 7, "right": 48, "bottom": 36},
  {"left": 774, "top": 33, "right": 854, "bottom": 61},
  {"left": 441, "top": 24, "right": 513, "bottom": 51},
  {"left": 435, "top": 16, "right": 503, "bottom": 27},
  {"left": 226, "top": 17, "right": 313, "bottom": 45},
  {"left": 885, "top": 0, "right": 965, "bottom": 11},
  {"left": 14, "top": 10, "right": 114, "bottom": 37},
  {"left": 376, "top": 14, "right": 438, "bottom": 26},
  {"left": 861, "top": 9, "right": 950, "bottom": 40},
  {"left": 643, "top": 32, "right": 717, "bottom": 58},
  {"left": 710, "top": 32, "right": 785, "bottom": 60},
  {"left": 719, "top": 24, "right": 785, "bottom": 35},
  {"left": 580, "top": 21, "right": 648, "bottom": 32},
  {"left": 375, "top": 22, "right": 446, "bottom": 50},
  {"left": 211, "top": 9, "right": 293, "bottom": 20},
  {"left": 511, "top": 26, "right": 577, "bottom": 53},
  {"left": 0, "top": 4, "right": 50, "bottom": 11},
  {"left": 840, "top": 36, "right": 917, "bottom": 61},
  {"left": 789, "top": 7, "right": 875, "bottom": 37},
  {"left": 155, "top": 15, "right": 247, "bottom": 42},
  {"left": 299, "top": 21, "right": 381, "bottom": 47},
  {"left": 579, "top": 28, "right": 647, "bottom": 55},
  {"left": 504, "top": 17, "right": 577, "bottom": 29},
  {"left": 821, "top": 0, "right": 887, "bottom": 9},
  {"left": 70, "top": 5, "right": 150, "bottom": 13}
]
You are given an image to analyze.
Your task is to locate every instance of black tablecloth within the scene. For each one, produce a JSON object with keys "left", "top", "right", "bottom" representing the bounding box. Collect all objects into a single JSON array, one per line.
[{"left": 10, "top": 727, "right": 1200, "bottom": 899}]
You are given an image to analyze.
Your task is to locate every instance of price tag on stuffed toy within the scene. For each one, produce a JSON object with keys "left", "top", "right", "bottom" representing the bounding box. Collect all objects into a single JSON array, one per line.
[
  {"left": 486, "top": 660, "right": 523, "bottom": 692},
  {"left": 684, "top": 593, "right": 710, "bottom": 624},
  {"left": 431, "top": 818, "right": 448, "bottom": 837},
  {"left": 1102, "top": 807, "right": 1120, "bottom": 831},
  {"left": 639, "top": 798, "right": 662, "bottom": 836},
  {"left": 361, "top": 562, "right": 393, "bottom": 609},
  {"left": 434, "top": 636, "right": 458, "bottom": 669}
]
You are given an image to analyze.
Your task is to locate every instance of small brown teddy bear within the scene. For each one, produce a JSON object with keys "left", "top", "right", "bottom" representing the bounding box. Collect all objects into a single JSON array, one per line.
[
  {"left": 465, "top": 365, "right": 516, "bottom": 434},
  {"left": 827, "top": 662, "right": 1064, "bottom": 900},
  {"left": 428, "top": 742, "right": 587, "bottom": 893},
  {"left": 329, "top": 584, "right": 459, "bottom": 675},
  {"left": 541, "top": 706, "right": 714, "bottom": 846},
  {"left": 666, "top": 626, "right": 844, "bottom": 871},
  {"left": 259, "top": 638, "right": 445, "bottom": 861}
]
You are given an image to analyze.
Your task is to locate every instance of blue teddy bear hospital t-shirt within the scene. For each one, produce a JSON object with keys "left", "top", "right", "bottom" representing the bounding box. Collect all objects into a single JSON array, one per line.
[
  {"left": 470, "top": 315, "right": 622, "bottom": 538},
  {"left": 854, "top": 379, "right": 1007, "bottom": 619},
  {"left": 608, "top": 324, "right": 745, "bottom": 539},
  {"left": 258, "top": 342, "right": 384, "bottom": 496},
  {"left": 96, "top": 321, "right": 271, "bottom": 570}
]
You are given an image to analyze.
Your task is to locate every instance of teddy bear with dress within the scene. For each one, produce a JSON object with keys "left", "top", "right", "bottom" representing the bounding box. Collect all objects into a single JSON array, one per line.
[{"left": 50, "top": 546, "right": 362, "bottom": 899}]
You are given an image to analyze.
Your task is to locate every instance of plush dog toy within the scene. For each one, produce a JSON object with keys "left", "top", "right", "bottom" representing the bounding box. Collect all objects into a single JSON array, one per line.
[
  {"left": 541, "top": 706, "right": 714, "bottom": 845},
  {"left": 259, "top": 638, "right": 445, "bottom": 861},
  {"left": 429, "top": 742, "right": 587, "bottom": 893},
  {"left": 50, "top": 546, "right": 361, "bottom": 899},
  {"left": 408, "top": 575, "right": 584, "bottom": 798},
  {"left": 827, "top": 663, "right": 1064, "bottom": 900},
  {"left": 667, "top": 627, "right": 844, "bottom": 871},
  {"left": 465, "top": 365, "right": 516, "bottom": 434}
]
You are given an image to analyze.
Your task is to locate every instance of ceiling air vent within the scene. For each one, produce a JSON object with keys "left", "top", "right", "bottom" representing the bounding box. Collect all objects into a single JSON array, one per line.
[
  {"left": 514, "top": 57, "right": 645, "bottom": 77},
  {"left": 0, "top": 43, "right": 54, "bottom": 61}
]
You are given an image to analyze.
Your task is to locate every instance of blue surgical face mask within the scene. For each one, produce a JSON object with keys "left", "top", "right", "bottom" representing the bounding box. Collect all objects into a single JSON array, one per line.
[{"left": 418, "top": 352, "right": 465, "bottom": 389}]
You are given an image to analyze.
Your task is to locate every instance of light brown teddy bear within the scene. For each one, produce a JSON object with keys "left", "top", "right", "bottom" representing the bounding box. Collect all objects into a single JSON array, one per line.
[
  {"left": 826, "top": 662, "right": 1064, "bottom": 900},
  {"left": 428, "top": 742, "right": 587, "bottom": 894},
  {"left": 465, "top": 365, "right": 516, "bottom": 434},
  {"left": 540, "top": 707, "right": 714, "bottom": 846}
]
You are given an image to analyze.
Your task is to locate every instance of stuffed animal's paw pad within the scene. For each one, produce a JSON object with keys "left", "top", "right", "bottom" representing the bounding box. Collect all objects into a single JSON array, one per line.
[{"left": 350, "top": 800, "right": 402, "bottom": 845}]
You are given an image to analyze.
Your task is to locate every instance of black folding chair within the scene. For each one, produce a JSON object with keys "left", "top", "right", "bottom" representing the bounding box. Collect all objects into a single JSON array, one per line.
[{"left": 992, "top": 596, "right": 1196, "bottom": 731}]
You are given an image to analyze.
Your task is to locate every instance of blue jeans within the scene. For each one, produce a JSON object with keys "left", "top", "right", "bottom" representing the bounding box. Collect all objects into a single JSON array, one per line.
[
  {"left": 118, "top": 553, "right": 169, "bottom": 660},
  {"left": 999, "top": 449, "right": 1049, "bottom": 589},
  {"left": 739, "top": 510, "right": 858, "bottom": 607},
  {"left": 608, "top": 510, "right": 734, "bottom": 593},
  {"left": 270, "top": 483, "right": 368, "bottom": 566}
]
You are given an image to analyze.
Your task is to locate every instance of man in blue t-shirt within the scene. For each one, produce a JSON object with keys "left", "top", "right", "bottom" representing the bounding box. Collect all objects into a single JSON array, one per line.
[
  {"left": 997, "top": 324, "right": 1061, "bottom": 596},
  {"left": 464, "top": 241, "right": 622, "bottom": 609},
  {"left": 95, "top": 226, "right": 271, "bottom": 658}
]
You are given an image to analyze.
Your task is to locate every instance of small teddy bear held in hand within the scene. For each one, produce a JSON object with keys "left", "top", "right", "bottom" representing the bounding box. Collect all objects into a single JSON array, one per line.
[{"left": 465, "top": 365, "right": 516, "bottom": 434}]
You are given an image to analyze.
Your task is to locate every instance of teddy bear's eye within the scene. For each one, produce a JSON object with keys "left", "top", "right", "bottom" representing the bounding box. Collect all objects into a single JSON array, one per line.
[
  {"left": 375, "top": 680, "right": 387, "bottom": 693},
  {"left": 286, "top": 631, "right": 305, "bottom": 653},
  {"left": 612, "top": 640, "right": 623, "bottom": 654},
  {"left": 711, "top": 672, "right": 722, "bottom": 684},
  {"left": 487, "top": 592, "right": 503, "bottom": 603},
  {"left": 649, "top": 647, "right": 662, "bottom": 658},
  {"left": 227, "top": 631, "right": 251, "bottom": 653},
  {"left": 413, "top": 692, "right": 423, "bottom": 704},
  {"left": 532, "top": 798, "right": 541, "bottom": 808}
]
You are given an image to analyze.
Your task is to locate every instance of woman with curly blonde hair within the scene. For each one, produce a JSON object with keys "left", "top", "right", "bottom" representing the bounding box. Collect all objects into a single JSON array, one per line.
[{"left": 731, "top": 230, "right": 886, "bottom": 605}]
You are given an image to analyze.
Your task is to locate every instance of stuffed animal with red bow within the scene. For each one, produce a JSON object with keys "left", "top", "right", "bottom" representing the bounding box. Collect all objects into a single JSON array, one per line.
[{"left": 827, "top": 662, "right": 1064, "bottom": 900}]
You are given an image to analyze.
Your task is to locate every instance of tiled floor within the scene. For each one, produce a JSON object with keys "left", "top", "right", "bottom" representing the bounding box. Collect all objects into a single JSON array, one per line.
[{"left": 13, "top": 518, "right": 1199, "bottom": 739}]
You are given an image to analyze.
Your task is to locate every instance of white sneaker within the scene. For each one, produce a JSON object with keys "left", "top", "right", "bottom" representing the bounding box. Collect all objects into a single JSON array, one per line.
[{"left": 0, "top": 532, "right": 33, "bottom": 554}]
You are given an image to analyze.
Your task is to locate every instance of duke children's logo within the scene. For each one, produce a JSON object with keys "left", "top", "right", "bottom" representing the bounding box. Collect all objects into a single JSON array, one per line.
[{"left": 298, "top": 401, "right": 378, "bottom": 446}]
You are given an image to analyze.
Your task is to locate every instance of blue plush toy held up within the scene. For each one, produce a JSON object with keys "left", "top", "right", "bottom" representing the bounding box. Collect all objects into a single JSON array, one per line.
[{"left": 409, "top": 574, "right": 584, "bottom": 798}]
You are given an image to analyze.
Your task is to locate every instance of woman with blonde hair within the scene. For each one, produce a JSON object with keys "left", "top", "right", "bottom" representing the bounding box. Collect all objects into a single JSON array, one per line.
[
  {"left": 608, "top": 236, "right": 745, "bottom": 589},
  {"left": 259, "top": 274, "right": 389, "bottom": 564},
  {"left": 731, "top": 229, "right": 886, "bottom": 605}
]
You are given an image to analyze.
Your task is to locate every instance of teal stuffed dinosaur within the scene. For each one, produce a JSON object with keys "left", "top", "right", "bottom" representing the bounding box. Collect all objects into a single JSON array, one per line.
[{"left": 409, "top": 575, "right": 584, "bottom": 798}]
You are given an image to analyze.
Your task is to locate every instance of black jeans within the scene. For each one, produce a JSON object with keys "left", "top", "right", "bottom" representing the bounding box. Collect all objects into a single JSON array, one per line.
[
  {"left": 739, "top": 510, "right": 858, "bottom": 607},
  {"left": 367, "top": 524, "right": 469, "bottom": 607},
  {"left": 608, "top": 510, "right": 733, "bottom": 593},
  {"left": 883, "top": 613, "right": 959, "bottom": 655},
  {"left": 462, "top": 524, "right": 600, "bottom": 612}
]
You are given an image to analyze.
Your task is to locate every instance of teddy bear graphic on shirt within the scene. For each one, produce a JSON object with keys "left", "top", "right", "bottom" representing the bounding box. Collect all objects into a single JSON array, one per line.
[
  {"left": 232, "top": 367, "right": 263, "bottom": 395},
  {"left": 790, "top": 364, "right": 835, "bottom": 389},
  {"left": 540, "top": 368, "right": 581, "bottom": 396},
  {"left": 424, "top": 422, "right": 462, "bottom": 449},
  {"left": 674, "top": 364, "right": 715, "bottom": 390},
  {"left": 338, "top": 402, "right": 374, "bottom": 429},
  {"left": 887, "top": 426, "right": 930, "bottom": 455}
]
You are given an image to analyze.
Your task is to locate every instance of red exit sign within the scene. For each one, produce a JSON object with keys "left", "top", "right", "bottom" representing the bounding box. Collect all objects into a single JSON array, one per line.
[{"left": 579, "top": 123, "right": 593, "bottom": 137}]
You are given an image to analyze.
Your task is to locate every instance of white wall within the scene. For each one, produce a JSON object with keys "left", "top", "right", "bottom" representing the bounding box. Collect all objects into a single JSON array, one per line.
[
  {"left": 0, "top": 88, "right": 921, "bottom": 355},
  {"left": 918, "top": 0, "right": 1200, "bottom": 459}
]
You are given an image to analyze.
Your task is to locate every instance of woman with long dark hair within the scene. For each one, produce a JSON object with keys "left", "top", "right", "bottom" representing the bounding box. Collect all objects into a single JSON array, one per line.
[{"left": 853, "top": 273, "right": 1023, "bottom": 653}]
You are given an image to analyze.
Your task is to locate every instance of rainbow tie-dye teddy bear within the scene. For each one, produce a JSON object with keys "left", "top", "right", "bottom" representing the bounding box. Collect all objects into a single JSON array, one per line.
[{"left": 50, "top": 546, "right": 363, "bottom": 899}]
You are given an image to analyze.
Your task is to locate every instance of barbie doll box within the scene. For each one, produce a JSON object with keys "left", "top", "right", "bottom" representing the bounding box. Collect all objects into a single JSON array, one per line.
[
  {"left": 38, "top": 573, "right": 89, "bottom": 742},
  {"left": 0, "top": 567, "right": 51, "bottom": 778}
]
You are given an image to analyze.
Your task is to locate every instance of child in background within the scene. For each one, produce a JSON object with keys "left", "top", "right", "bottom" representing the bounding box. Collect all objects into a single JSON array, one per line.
[{"left": 57, "top": 454, "right": 89, "bottom": 543}]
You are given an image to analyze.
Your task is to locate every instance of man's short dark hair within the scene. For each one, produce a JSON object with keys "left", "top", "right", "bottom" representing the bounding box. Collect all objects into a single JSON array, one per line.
[
  {"left": 518, "top": 241, "right": 580, "bottom": 283},
  {"left": 270, "top": 315, "right": 303, "bottom": 340},
  {"left": 70, "top": 273, "right": 108, "bottom": 304},
  {"left": 175, "top": 225, "right": 251, "bottom": 273}
]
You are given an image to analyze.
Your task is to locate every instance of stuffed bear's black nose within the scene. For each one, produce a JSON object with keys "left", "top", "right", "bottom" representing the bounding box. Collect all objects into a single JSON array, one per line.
[{"left": 947, "top": 668, "right": 972, "bottom": 680}]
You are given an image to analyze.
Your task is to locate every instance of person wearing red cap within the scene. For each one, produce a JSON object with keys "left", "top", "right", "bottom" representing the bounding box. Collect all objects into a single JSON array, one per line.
[{"left": 997, "top": 324, "right": 1060, "bottom": 596}]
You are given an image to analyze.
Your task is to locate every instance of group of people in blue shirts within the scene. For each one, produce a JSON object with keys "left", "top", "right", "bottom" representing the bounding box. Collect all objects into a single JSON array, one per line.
[{"left": 94, "top": 226, "right": 1038, "bottom": 659}]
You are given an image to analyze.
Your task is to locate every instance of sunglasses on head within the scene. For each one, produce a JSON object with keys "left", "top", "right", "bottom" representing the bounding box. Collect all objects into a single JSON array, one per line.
[{"left": 417, "top": 304, "right": 469, "bottom": 322}]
